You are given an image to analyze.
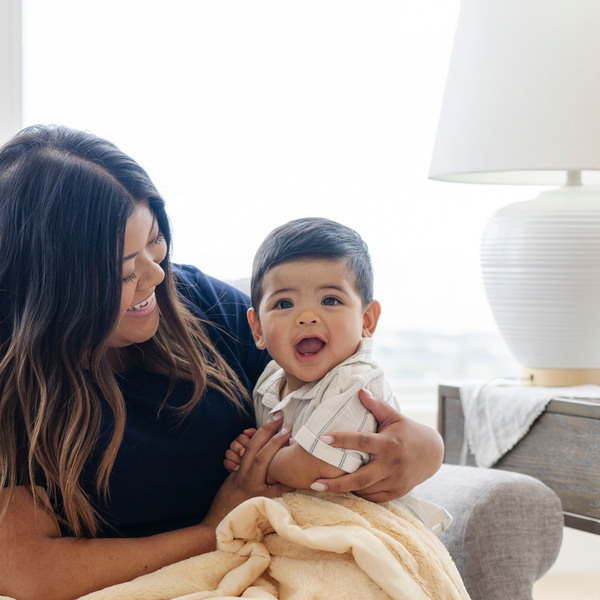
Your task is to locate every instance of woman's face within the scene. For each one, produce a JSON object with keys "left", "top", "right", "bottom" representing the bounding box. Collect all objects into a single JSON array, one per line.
[{"left": 105, "top": 200, "right": 167, "bottom": 353}]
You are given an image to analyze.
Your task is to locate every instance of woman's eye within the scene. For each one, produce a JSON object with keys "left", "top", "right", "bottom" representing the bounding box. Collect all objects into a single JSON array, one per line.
[
  {"left": 123, "top": 272, "right": 137, "bottom": 284},
  {"left": 152, "top": 231, "right": 165, "bottom": 245},
  {"left": 275, "top": 299, "right": 293, "bottom": 309},
  {"left": 322, "top": 297, "right": 339, "bottom": 306}
]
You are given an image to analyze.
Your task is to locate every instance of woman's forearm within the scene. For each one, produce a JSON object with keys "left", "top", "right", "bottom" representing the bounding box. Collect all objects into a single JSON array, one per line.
[
  {"left": 0, "top": 487, "right": 218, "bottom": 600},
  {"left": 14, "top": 527, "right": 216, "bottom": 600},
  {"left": 1, "top": 418, "right": 293, "bottom": 600}
]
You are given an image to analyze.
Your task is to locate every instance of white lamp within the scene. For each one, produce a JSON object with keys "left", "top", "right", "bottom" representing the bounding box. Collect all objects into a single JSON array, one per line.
[{"left": 429, "top": 0, "right": 600, "bottom": 386}]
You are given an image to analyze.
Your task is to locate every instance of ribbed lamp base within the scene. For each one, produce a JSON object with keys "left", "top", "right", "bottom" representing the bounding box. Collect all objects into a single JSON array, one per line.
[
  {"left": 522, "top": 367, "right": 600, "bottom": 387},
  {"left": 481, "top": 186, "right": 600, "bottom": 377}
]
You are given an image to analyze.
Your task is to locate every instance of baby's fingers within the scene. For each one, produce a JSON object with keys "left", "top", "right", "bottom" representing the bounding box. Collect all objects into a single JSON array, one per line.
[
  {"left": 223, "top": 458, "right": 239, "bottom": 473},
  {"left": 240, "top": 412, "right": 284, "bottom": 465},
  {"left": 225, "top": 448, "right": 243, "bottom": 465},
  {"left": 241, "top": 424, "right": 291, "bottom": 478},
  {"left": 230, "top": 440, "right": 247, "bottom": 458}
]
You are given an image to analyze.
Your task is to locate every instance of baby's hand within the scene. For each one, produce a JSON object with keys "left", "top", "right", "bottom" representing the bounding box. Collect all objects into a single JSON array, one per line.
[{"left": 224, "top": 428, "right": 257, "bottom": 472}]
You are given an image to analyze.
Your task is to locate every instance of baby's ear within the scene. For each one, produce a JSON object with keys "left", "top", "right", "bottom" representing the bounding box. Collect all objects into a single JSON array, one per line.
[
  {"left": 247, "top": 308, "right": 266, "bottom": 349},
  {"left": 362, "top": 300, "right": 381, "bottom": 338}
]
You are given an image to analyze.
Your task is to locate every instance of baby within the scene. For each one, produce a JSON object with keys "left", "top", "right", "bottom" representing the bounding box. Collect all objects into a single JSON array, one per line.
[{"left": 227, "top": 217, "right": 451, "bottom": 535}]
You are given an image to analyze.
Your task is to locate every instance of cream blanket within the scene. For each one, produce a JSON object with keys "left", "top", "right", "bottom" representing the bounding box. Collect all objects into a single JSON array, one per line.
[{"left": 7, "top": 492, "right": 470, "bottom": 600}]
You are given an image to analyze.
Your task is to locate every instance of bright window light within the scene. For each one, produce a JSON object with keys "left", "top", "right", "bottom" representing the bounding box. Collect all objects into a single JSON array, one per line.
[{"left": 22, "top": 1, "right": 537, "bottom": 381}]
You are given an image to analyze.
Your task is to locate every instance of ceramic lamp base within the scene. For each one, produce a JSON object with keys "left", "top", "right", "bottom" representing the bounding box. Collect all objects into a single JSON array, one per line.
[
  {"left": 522, "top": 367, "right": 600, "bottom": 387},
  {"left": 482, "top": 185, "right": 600, "bottom": 370}
]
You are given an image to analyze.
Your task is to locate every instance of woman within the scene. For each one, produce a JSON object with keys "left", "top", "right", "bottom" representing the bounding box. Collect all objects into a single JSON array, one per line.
[{"left": 0, "top": 125, "right": 444, "bottom": 600}]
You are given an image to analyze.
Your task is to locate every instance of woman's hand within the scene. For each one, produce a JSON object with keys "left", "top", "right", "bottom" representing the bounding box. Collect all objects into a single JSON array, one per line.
[
  {"left": 310, "top": 390, "right": 444, "bottom": 502},
  {"left": 204, "top": 412, "right": 293, "bottom": 528}
]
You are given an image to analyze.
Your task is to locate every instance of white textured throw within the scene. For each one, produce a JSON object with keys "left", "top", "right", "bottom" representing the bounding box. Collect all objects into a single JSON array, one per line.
[{"left": 459, "top": 380, "right": 600, "bottom": 468}]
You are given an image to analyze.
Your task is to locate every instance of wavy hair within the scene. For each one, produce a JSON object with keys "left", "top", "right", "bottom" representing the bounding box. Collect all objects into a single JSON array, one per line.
[{"left": 0, "top": 125, "right": 248, "bottom": 537}]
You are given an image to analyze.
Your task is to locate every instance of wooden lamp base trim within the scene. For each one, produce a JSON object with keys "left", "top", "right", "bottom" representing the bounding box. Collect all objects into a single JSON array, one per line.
[{"left": 522, "top": 367, "right": 600, "bottom": 387}]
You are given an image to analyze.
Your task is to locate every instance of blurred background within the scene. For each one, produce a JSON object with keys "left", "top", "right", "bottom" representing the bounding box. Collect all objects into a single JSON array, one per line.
[{"left": 21, "top": 0, "right": 539, "bottom": 391}]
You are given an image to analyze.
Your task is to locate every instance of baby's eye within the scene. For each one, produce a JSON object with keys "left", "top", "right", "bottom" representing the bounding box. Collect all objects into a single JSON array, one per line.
[
  {"left": 123, "top": 272, "right": 137, "bottom": 284},
  {"left": 275, "top": 299, "right": 293, "bottom": 309},
  {"left": 322, "top": 297, "right": 340, "bottom": 306}
]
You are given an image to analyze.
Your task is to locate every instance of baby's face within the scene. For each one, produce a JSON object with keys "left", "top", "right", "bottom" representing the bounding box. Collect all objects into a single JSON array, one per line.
[{"left": 248, "top": 258, "right": 379, "bottom": 396}]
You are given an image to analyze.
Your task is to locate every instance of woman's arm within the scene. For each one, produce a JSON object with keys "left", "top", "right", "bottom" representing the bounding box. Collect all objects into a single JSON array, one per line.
[
  {"left": 0, "top": 416, "right": 292, "bottom": 600},
  {"left": 310, "top": 390, "right": 444, "bottom": 502},
  {"left": 0, "top": 487, "right": 218, "bottom": 600}
]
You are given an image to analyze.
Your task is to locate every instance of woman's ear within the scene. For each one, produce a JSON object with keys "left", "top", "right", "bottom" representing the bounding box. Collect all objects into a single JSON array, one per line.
[
  {"left": 247, "top": 307, "right": 266, "bottom": 349},
  {"left": 362, "top": 300, "right": 381, "bottom": 338}
]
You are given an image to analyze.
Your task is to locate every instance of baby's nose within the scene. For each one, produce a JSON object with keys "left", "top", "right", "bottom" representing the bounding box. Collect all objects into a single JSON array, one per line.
[{"left": 298, "top": 312, "right": 318, "bottom": 325}]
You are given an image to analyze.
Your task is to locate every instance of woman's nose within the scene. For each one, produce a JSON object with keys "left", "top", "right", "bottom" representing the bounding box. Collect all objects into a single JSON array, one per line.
[{"left": 138, "top": 260, "right": 165, "bottom": 290}]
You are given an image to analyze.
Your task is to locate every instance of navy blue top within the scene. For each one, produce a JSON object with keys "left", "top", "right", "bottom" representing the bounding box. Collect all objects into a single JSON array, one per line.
[{"left": 74, "top": 265, "right": 269, "bottom": 538}]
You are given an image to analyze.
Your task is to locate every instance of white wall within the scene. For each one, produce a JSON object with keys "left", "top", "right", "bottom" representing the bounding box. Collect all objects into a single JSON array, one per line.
[{"left": 0, "top": 0, "right": 22, "bottom": 144}]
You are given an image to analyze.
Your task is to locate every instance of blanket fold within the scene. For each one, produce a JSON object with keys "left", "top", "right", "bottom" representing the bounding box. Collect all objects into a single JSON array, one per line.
[{"left": 3, "top": 492, "right": 469, "bottom": 600}]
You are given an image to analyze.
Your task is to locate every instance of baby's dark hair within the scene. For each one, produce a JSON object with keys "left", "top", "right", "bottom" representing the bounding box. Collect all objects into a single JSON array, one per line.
[{"left": 251, "top": 217, "right": 373, "bottom": 311}]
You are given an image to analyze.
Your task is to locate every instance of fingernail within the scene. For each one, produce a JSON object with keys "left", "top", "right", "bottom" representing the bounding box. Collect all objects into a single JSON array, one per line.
[
  {"left": 310, "top": 482, "right": 327, "bottom": 492},
  {"left": 279, "top": 426, "right": 291, "bottom": 436},
  {"left": 362, "top": 389, "right": 374, "bottom": 399},
  {"left": 319, "top": 435, "right": 334, "bottom": 445},
  {"left": 234, "top": 465, "right": 239, "bottom": 471},
  {"left": 239, "top": 449, "right": 245, "bottom": 457},
  {"left": 269, "top": 411, "right": 284, "bottom": 423}
]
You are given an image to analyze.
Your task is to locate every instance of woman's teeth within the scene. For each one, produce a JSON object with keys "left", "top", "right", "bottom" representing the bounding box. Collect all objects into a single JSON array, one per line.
[{"left": 128, "top": 292, "right": 154, "bottom": 312}]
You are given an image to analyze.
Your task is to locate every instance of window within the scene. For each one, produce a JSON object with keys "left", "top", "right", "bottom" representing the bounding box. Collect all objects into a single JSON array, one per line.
[{"left": 18, "top": 1, "right": 549, "bottom": 412}]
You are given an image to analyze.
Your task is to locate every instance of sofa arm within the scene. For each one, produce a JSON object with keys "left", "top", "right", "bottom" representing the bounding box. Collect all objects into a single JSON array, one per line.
[{"left": 414, "top": 464, "right": 563, "bottom": 600}]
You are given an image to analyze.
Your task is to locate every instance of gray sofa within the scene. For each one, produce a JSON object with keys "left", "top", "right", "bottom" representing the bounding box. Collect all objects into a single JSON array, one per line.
[{"left": 415, "top": 464, "right": 564, "bottom": 600}]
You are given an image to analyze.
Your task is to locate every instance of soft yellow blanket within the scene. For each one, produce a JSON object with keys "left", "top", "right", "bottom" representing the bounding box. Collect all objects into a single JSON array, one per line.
[{"left": 12, "top": 492, "right": 471, "bottom": 600}]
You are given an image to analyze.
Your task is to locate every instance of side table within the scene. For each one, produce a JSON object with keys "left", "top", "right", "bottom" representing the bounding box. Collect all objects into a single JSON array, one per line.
[{"left": 439, "top": 383, "right": 600, "bottom": 535}]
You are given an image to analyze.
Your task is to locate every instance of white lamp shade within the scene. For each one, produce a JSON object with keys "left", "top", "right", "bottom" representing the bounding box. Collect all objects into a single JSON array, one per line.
[
  {"left": 430, "top": 0, "right": 600, "bottom": 382},
  {"left": 429, "top": 0, "right": 600, "bottom": 185}
]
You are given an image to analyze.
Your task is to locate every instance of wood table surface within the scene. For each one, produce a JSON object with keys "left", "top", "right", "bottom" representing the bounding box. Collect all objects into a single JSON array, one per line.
[{"left": 439, "top": 383, "right": 600, "bottom": 535}]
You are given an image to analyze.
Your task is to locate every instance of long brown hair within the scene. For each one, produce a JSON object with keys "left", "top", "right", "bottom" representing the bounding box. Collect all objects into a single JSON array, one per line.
[{"left": 0, "top": 125, "right": 248, "bottom": 537}]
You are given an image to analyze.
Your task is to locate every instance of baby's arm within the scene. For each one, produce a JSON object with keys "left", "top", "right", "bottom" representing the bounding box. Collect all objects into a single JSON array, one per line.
[
  {"left": 264, "top": 373, "right": 389, "bottom": 488},
  {"left": 266, "top": 443, "right": 345, "bottom": 489},
  {"left": 225, "top": 428, "right": 342, "bottom": 488}
]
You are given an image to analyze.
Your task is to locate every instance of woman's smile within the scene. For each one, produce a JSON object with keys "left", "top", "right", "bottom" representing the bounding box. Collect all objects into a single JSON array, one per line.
[
  {"left": 105, "top": 200, "right": 167, "bottom": 353},
  {"left": 126, "top": 291, "right": 157, "bottom": 316}
]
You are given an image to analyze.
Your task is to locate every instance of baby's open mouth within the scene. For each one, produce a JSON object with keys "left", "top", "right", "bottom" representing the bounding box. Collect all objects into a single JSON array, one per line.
[{"left": 295, "top": 337, "right": 325, "bottom": 355}]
